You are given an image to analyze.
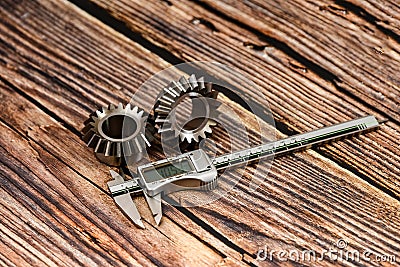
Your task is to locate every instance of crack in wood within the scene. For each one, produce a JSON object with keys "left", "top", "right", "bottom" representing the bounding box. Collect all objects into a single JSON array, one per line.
[{"left": 334, "top": 0, "right": 400, "bottom": 44}]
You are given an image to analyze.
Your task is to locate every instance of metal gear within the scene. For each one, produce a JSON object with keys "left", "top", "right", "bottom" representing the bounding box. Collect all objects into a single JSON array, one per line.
[
  {"left": 154, "top": 74, "right": 219, "bottom": 144},
  {"left": 82, "top": 103, "right": 151, "bottom": 166}
]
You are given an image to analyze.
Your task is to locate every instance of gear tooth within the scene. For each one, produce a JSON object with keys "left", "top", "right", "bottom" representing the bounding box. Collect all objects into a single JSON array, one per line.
[
  {"left": 137, "top": 110, "right": 144, "bottom": 118},
  {"left": 140, "top": 133, "right": 151, "bottom": 147},
  {"left": 186, "top": 137, "right": 194, "bottom": 144},
  {"left": 174, "top": 129, "right": 181, "bottom": 138},
  {"left": 94, "top": 138, "right": 105, "bottom": 153},
  {"left": 81, "top": 124, "right": 93, "bottom": 135},
  {"left": 108, "top": 104, "right": 116, "bottom": 110},
  {"left": 132, "top": 106, "right": 138, "bottom": 113},
  {"left": 159, "top": 96, "right": 174, "bottom": 106},
  {"left": 179, "top": 76, "right": 190, "bottom": 91},
  {"left": 164, "top": 87, "right": 179, "bottom": 97},
  {"left": 122, "top": 141, "right": 132, "bottom": 156},
  {"left": 95, "top": 110, "right": 103, "bottom": 118},
  {"left": 173, "top": 80, "right": 185, "bottom": 93},
  {"left": 114, "top": 142, "right": 122, "bottom": 157},
  {"left": 204, "top": 125, "right": 212, "bottom": 133},
  {"left": 167, "top": 81, "right": 175, "bottom": 88},
  {"left": 180, "top": 133, "right": 188, "bottom": 143},
  {"left": 205, "top": 82, "right": 212, "bottom": 93},
  {"left": 155, "top": 117, "right": 170, "bottom": 123},
  {"left": 102, "top": 106, "right": 107, "bottom": 113},
  {"left": 173, "top": 80, "right": 182, "bottom": 89},
  {"left": 200, "top": 131, "right": 207, "bottom": 139},
  {"left": 92, "top": 138, "right": 101, "bottom": 152},
  {"left": 166, "top": 94, "right": 176, "bottom": 103},
  {"left": 83, "top": 116, "right": 94, "bottom": 125},
  {"left": 181, "top": 132, "right": 193, "bottom": 143},
  {"left": 208, "top": 90, "right": 219, "bottom": 99},
  {"left": 169, "top": 87, "right": 182, "bottom": 97},
  {"left": 198, "top": 76, "right": 205, "bottom": 90},
  {"left": 166, "top": 81, "right": 177, "bottom": 92},
  {"left": 155, "top": 106, "right": 170, "bottom": 114},
  {"left": 155, "top": 110, "right": 169, "bottom": 115},
  {"left": 125, "top": 103, "right": 132, "bottom": 111},
  {"left": 88, "top": 133, "right": 101, "bottom": 148},
  {"left": 125, "top": 139, "right": 133, "bottom": 152},
  {"left": 172, "top": 87, "right": 183, "bottom": 95},
  {"left": 157, "top": 104, "right": 172, "bottom": 111},
  {"left": 91, "top": 115, "right": 99, "bottom": 122},
  {"left": 82, "top": 129, "right": 95, "bottom": 142},
  {"left": 189, "top": 74, "right": 198, "bottom": 90},
  {"left": 134, "top": 137, "right": 143, "bottom": 153},
  {"left": 117, "top": 103, "right": 123, "bottom": 111},
  {"left": 156, "top": 114, "right": 167, "bottom": 120},
  {"left": 108, "top": 142, "right": 116, "bottom": 157},
  {"left": 104, "top": 141, "right": 112, "bottom": 156},
  {"left": 208, "top": 119, "right": 217, "bottom": 127}
]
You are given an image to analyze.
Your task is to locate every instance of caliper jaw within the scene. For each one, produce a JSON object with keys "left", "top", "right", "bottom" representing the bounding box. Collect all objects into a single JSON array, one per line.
[
  {"left": 108, "top": 170, "right": 163, "bottom": 228},
  {"left": 144, "top": 193, "right": 162, "bottom": 226},
  {"left": 107, "top": 170, "right": 145, "bottom": 229}
]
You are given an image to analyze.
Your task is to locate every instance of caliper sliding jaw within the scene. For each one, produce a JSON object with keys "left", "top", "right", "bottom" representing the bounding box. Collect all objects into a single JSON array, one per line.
[{"left": 108, "top": 170, "right": 161, "bottom": 229}]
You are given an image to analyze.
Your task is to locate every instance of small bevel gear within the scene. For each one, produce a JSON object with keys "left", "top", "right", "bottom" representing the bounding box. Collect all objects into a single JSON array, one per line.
[
  {"left": 82, "top": 103, "right": 151, "bottom": 166},
  {"left": 154, "top": 74, "right": 219, "bottom": 144}
]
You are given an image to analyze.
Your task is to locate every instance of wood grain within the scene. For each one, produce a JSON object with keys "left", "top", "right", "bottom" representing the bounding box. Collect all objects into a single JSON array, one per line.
[
  {"left": 84, "top": 0, "right": 400, "bottom": 198},
  {"left": 0, "top": 0, "right": 399, "bottom": 266},
  {"left": 0, "top": 80, "right": 248, "bottom": 266},
  {"left": 197, "top": 0, "right": 400, "bottom": 122},
  {"left": 337, "top": 0, "right": 400, "bottom": 36}
]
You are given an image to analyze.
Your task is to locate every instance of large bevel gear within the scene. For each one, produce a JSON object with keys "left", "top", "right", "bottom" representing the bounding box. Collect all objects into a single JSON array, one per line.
[
  {"left": 154, "top": 74, "right": 219, "bottom": 144},
  {"left": 82, "top": 103, "right": 151, "bottom": 166}
]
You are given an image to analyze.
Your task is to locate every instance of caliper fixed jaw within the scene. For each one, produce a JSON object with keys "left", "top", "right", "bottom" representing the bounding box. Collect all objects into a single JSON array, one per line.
[
  {"left": 107, "top": 170, "right": 163, "bottom": 228},
  {"left": 107, "top": 170, "right": 145, "bottom": 229}
]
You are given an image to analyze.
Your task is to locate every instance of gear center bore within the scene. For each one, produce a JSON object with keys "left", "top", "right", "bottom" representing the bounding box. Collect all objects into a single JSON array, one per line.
[
  {"left": 99, "top": 115, "right": 138, "bottom": 141},
  {"left": 173, "top": 92, "right": 210, "bottom": 134}
]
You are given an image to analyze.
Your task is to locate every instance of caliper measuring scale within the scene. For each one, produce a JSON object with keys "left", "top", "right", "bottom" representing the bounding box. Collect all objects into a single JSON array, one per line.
[{"left": 108, "top": 115, "right": 380, "bottom": 228}]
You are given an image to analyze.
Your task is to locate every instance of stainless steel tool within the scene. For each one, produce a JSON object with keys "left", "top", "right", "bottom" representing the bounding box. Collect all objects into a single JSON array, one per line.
[
  {"left": 108, "top": 115, "right": 380, "bottom": 228},
  {"left": 154, "top": 74, "right": 219, "bottom": 144},
  {"left": 82, "top": 103, "right": 151, "bottom": 166}
]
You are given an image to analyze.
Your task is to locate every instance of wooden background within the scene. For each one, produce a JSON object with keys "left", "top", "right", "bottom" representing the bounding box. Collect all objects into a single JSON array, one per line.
[{"left": 0, "top": 0, "right": 399, "bottom": 266}]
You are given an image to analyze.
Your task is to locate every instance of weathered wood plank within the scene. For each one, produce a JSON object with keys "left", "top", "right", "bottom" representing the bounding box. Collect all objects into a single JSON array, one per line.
[
  {"left": 337, "top": 0, "right": 400, "bottom": 36},
  {"left": 82, "top": 0, "right": 400, "bottom": 197},
  {"left": 0, "top": 123, "right": 151, "bottom": 266},
  {"left": 3, "top": 73, "right": 400, "bottom": 266},
  {"left": 196, "top": 0, "right": 400, "bottom": 122},
  {"left": 1, "top": 0, "right": 400, "bottom": 266},
  {"left": 182, "top": 99, "right": 400, "bottom": 266},
  {"left": 0, "top": 0, "right": 163, "bottom": 129},
  {"left": 0, "top": 81, "right": 241, "bottom": 266},
  {"left": 87, "top": 0, "right": 400, "bottom": 121}
]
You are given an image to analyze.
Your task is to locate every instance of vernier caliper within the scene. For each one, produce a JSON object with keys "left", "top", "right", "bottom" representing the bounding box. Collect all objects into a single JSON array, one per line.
[{"left": 108, "top": 116, "right": 379, "bottom": 228}]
